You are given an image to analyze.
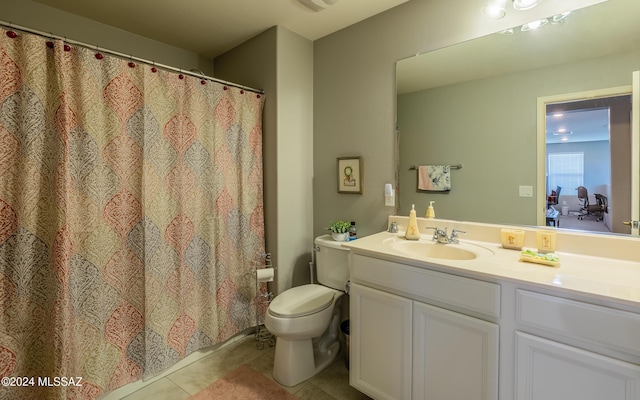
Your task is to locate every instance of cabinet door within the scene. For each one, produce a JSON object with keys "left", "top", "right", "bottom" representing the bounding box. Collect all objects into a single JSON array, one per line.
[
  {"left": 516, "top": 332, "right": 640, "bottom": 400},
  {"left": 413, "top": 302, "right": 499, "bottom": 400},
  {"left": 350, "top": 283, "right": 413, "bottom": 400}
]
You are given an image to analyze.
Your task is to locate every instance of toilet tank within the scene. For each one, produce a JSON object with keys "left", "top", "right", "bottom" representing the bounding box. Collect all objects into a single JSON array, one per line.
[{"left": 314, "top": 235, "right": 350, "bottom": 291}]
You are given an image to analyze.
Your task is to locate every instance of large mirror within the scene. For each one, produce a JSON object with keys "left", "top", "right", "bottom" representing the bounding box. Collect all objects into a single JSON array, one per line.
[{"left": 396, "top": 0, "right": 640, "bottom": 236}]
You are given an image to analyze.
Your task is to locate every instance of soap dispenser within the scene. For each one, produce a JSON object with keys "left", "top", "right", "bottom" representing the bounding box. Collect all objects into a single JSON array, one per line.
[
  {"left": 405, "top": 204, "right": 420, "bottom": 240},
  {"left": 426, "top": 201, "right": 436, "bottom": 219}
]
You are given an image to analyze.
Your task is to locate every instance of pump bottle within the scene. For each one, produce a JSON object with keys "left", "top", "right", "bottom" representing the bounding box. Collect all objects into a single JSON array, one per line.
[{"left": 426, "top": 201, "right": 436, "bottom": 219}]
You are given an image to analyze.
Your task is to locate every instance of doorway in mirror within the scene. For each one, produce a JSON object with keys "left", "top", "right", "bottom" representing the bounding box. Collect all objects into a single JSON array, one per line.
[{"left": 539, "top": 90, "right": 633, "bottom": 235}]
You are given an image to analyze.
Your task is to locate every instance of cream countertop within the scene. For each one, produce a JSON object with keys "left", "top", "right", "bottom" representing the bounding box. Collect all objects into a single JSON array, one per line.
[{"left": 342, "top": 217, "right": 640, "bottom": 308}]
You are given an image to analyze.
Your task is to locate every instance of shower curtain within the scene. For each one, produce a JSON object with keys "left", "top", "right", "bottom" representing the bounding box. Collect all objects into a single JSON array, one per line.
[{"left": 0, "top": 28, "right": 265, "bottom": 400}]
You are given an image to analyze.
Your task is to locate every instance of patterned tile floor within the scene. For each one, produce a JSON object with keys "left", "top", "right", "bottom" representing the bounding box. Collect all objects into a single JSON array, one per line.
[{"left": 109, "top": 333, "right": 371, "bottom": 400}]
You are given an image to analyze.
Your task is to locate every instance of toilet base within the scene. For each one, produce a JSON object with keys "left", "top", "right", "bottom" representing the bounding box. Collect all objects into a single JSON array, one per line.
[
  {"left": 272, "top": 306, "right": 342, "bottom": 387},
  {"left": 272, "top": 337, "right": 340, "bottom": 387}
]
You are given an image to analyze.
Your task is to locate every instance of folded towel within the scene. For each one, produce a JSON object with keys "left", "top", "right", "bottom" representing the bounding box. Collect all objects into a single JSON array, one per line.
[{"left": 418, "top": 165, "right": 451, "bottom": 191}]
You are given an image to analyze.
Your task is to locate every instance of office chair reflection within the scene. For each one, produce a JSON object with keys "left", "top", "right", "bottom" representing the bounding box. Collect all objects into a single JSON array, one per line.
[
  {"left": 577, "top": 186, "right": 607, "bottom": 221},
  {"left": 547, "top": 186, "right": 561, "bottom": 209}
]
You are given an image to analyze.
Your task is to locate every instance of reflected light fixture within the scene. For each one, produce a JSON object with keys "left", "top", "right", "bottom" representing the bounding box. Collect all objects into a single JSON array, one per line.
[
  {"left": 513, "top": 0, "right": 542, "bottom": 11},
  {"left": 552, "top": 11, "right": 572, "bottom": 23},
  {"left": 521, "top": 18, "right": 549, "bottom": 31},
  {"left": 482, "top": 3, "right": 506, "bottom": 19},
  {"left": 298, "top": 0, "right": 339, "bottom": 11}
]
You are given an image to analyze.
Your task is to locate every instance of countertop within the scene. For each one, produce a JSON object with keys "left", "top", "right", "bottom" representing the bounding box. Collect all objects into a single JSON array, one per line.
[{"left": 343, "top": 231, "right": 640, "bottom": 308}]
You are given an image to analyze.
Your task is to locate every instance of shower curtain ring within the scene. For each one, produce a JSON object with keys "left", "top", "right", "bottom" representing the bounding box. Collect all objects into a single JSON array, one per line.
[
  {"left": 198, "top": 70, "right": 207, "bottom": 85},
  {"left": 6, "top": 22, "right": 17, "bottom": 38}
]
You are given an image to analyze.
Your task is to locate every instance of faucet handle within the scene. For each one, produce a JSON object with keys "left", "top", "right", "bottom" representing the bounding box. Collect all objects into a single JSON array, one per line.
[
  {"left": 425, "top": 226, "right": 438, "bottom": 241},
  {"left": 388, "top": 221, "right": 398, "bottom": 233},
  {"left": 427, "top": 226, "right": 451, "bottom": 242},
  {"left": 449, "top": 229, "right": 466, "bottom": 243}
]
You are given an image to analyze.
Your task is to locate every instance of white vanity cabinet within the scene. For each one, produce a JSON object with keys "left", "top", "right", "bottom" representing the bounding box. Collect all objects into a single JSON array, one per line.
[
  {"left": 514, "top": 290, "right": 640, "bottom": 400},
  {"left": 350, "top": 283, "right": 412, "bottom": 400},
  {"left": 344, "top": 227, "right": 640, "bottom": 400},
  {"left": 349, "top": 254, "right": 500, "bottom": 400},
  {"left": 515, "top": 332, "right": 640, "bottom": 400},
  {"left": 412, "top": 301, "right": 499, "bottom": 400}
]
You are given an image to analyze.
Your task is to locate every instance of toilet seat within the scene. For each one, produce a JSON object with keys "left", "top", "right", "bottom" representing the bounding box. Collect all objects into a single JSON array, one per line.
[{"left": 268, "top": 284, "right": 335, "bottom": 318}]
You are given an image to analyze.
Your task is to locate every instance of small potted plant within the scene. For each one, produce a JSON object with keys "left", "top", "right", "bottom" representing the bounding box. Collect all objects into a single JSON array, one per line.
[{"left": 328, "top": 220, "right": 351, "bottom": 242}]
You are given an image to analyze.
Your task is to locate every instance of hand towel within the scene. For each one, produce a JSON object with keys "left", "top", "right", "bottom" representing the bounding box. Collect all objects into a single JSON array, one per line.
[{"left": 418, "top": 165, "right": 451, "bottom": 191}]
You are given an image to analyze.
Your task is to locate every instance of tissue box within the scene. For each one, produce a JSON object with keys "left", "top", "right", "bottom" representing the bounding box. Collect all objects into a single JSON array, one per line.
[{"left": 500, "top": 229, "right": 525, "bottom": 250}]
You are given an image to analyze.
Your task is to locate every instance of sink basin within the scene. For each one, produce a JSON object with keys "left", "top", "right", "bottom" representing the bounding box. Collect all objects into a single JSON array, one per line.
[
  {"left": 384, "top": 238, "right": 494, "bottom": 261},
  {"left": 393, "top": 241, "right": 477, "bottom": 260}
]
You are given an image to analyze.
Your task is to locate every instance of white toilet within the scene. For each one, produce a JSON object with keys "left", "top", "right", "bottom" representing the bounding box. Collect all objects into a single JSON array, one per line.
[{"left": 265, "top": 234, "right": 350, "bottom": 386}]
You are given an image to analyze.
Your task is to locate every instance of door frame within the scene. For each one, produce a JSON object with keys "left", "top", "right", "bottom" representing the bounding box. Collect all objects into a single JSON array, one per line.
[
  {"left": 536, "top": 85, "right": 633, "bottom": 230},
  {"left": 632, "top": 71, "right": 640, "bottom": 235}
]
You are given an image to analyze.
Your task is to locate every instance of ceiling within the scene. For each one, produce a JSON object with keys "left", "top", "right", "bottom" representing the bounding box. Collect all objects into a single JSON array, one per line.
[
  {"left": 546, "top": 108, "right": 610, "bottom": 144},
  {"left": 33, "top": 0, "right": 409, "bottom": 58},
  {"left": 545, "top": 95, "right": 632, "bottom": 144},
  {"left": 395, "top": 0, "right": 638, "bottom": 95}
]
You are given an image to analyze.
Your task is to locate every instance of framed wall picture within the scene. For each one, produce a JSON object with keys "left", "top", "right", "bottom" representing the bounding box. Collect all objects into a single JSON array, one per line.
[{"left": 337, "top": 157, "right": 363, "bottom": 194}]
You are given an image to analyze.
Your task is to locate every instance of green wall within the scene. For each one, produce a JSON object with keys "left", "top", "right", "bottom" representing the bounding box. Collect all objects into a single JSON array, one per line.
[{"left": 397, "top": 49, "right": 640, "bottom": 225}]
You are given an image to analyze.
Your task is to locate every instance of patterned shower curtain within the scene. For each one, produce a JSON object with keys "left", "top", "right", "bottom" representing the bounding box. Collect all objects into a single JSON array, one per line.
[{"left": 0, "top": 28, "right": 265, "bottom": 400}]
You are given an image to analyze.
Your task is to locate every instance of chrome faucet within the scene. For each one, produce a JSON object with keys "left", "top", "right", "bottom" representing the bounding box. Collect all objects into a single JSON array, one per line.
[{"left": 426, "top": 227, "right": 466, "bottom": 244}]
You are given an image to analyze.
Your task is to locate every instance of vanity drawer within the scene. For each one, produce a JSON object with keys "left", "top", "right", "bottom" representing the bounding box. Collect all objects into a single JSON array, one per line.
[
  {"left": 350, "top": 254, "right": 500, "bottom": 318},
  {"left": 516, "top": 290, "right": 640, "bottom": 357}
]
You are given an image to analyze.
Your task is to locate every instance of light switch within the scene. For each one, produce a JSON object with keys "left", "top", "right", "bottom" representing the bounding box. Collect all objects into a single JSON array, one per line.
[{"left": 519, "top": 185, "right": 533, "bottom": 197}]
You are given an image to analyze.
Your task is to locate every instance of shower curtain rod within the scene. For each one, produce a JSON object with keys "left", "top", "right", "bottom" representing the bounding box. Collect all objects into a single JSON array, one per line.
[{"left": 0, "top": 20, "right": 264, "bottom": 95}]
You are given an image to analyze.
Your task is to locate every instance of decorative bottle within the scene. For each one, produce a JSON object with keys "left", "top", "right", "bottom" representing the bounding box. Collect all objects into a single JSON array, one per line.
[{"left": 405, "top": 204, "right": 420, "bottom": 240}]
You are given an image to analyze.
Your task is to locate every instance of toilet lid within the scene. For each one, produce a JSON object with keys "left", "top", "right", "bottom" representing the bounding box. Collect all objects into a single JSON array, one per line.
[{"left": 268, "top": 284, "right": 335, "bottom": 318}]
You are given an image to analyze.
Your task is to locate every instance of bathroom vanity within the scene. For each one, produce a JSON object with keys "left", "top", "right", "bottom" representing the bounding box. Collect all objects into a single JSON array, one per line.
[{"left": 343, "top": 218, "right": 640, "bottom": 400}]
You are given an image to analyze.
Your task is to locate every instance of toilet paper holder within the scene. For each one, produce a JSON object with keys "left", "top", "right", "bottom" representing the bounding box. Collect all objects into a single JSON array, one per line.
[{"left": 255, "top": 252, "right": 276, "bottom": 349}]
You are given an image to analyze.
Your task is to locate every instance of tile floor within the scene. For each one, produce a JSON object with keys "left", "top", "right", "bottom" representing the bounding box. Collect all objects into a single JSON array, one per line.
[{"left": 116, "top": 333, "right": 371, "bottom": 400}]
